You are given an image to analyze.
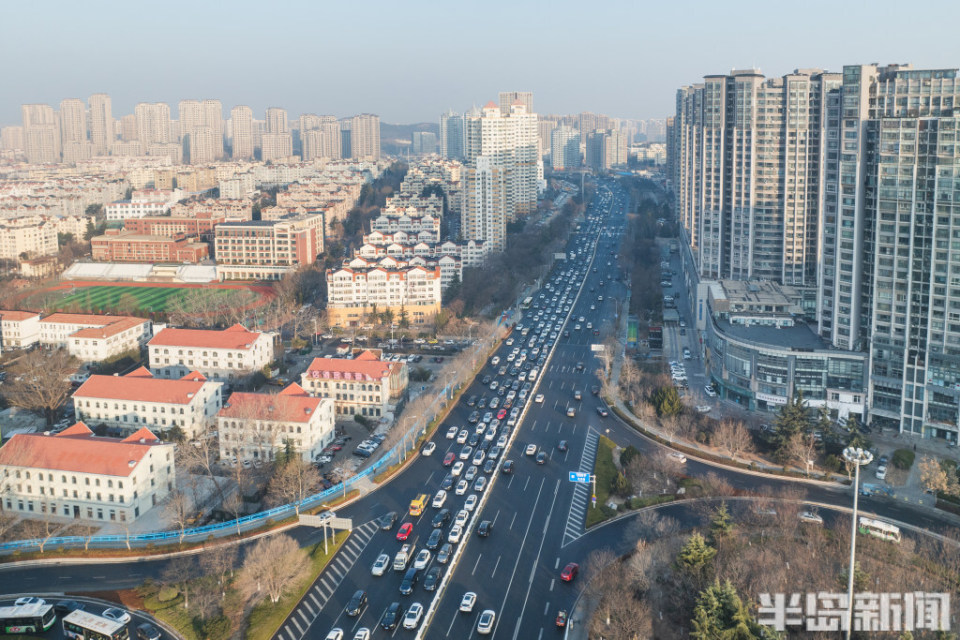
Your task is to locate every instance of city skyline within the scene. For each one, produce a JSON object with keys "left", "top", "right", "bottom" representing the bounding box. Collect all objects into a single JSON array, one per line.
[{"left": 2, "top": 0, "right": 957, "bottom": 126}]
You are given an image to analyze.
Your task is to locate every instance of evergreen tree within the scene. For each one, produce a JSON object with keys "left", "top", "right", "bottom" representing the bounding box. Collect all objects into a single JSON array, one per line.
[
  {"left": 709, "top": 501, "right": 734, "bottom": 544},
  {"left": 652, "top": 385, "right": 683, "bottom": 418},
  {"left": 845, "top": 415, "right": 871, "bottom": 450},
  {"left": 678, "top": 532, "right": 717, "bottom": 574},
  {"left": 691, "top": 579, "right": 775, "bottom": 640},
  {"left": 398, "top": 306, "right": 410, "bottom": 329},
  {"left": 774, "top": 390, "right": 810, "bottom": 461}
]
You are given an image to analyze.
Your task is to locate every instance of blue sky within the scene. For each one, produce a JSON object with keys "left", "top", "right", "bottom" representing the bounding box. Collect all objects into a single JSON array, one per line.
[{"left": 2, "top": 0, "right": 959, "bottom": 126}]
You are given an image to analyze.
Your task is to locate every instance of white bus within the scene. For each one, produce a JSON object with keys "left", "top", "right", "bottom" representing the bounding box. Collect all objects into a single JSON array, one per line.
[
  {"left": 0, "top": 602, "right": 56, "bottom": 634},
  {"left": 857, "top": 516, "right": 901, "bottom": 543},
  {"left": 62, "top": 609, "right": 131, "bottom": 640}
]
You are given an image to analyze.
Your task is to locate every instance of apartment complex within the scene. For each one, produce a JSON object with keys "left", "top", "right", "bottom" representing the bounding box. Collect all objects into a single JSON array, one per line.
[
  {"left": 39, "top": 313, "right": 152, "bottom": 363},
  {"left": 74, "top": 367, "right": 222, "bottom": 439},
  {"left": 462, "top": 155, "right": 507, "bottom": 253},
  {"left": 213, "top": 215, "right": 324, "bottom": 281},
  {"left": 326, "top": 260, "right": 443, "bottom": 328},
  {"left": 0, "top": 217, "right": 58, "bottom": 260},
  {"left": 0, "top": 310, "right": 41, "bottom": 350},
  {"left": 550, "top": 125, "right": 581, "bottom": 170},
  {"left": 0, "top": 423, "right": 175, "bottom": 524},
  {"left": 148, "top": 324, "right": 275, "bottom": 383},
  {"left": 217, "top": 383, "right": 335, "bottom": 463},
  {"left": 300, "top": 350, "right": 408, "bottom": 421}
]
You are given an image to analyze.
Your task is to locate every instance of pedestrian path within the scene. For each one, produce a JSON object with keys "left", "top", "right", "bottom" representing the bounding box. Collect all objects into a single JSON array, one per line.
[
  {"left": 273, "top": 520, "right": 378, "bottom": 640},
  {"left": 562, "top": 429, "right": 599, "bottom": 548}
]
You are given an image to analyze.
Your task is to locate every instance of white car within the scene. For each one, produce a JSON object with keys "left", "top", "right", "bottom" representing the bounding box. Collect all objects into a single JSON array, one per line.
[
  {"left": 455, "top": 509, "right": 469, "bottom": 528},
  {"left": 14, "top": 597, "right": 45, "bottom": 607},
  {"left": 451, "top": 461, "right": 464, "bottom": 476},
  {"left": 460, "top": 592, "right": 477, "bottom": 613},
  {"left": 704, "top": 386, "right": 717, "bottom": 398},
  {"left": 448, "top": 524, "right": 463, "bottom": 543},
  {"left": 875, "top": 465, "right": 888, "bottom": 481},
  {"left": 432, "top": 490, "right": 447, "bottom": 509},
  {"left": 446, "top": 426, "right": 458, "bottom": 439},
  {"left": 422, "top": 442, "right": 436, "bottom": 456},
  {"left": 414, "top": 549, "right": 432, "bottom": 570},
  {"left": 102, "top": 608, "right": 132, "bottom": 625},
  {"left": 455, "top": 479, "right": 469, "bottom": 495},
  {"left": 473, "top": 477, "right": 487, "bottom": 492},
  {"left": 491, "top": 356, "right": 500, "bottom": 366},
  {"left": 371, "top": 553, "right": 390, "bottom": 576},
  {"left": 464, "top": 494, "right": 478, "bottom": 511},
  {"left": 403, "top": 602, "right": 424, "bottom": 630},
  {"left": 525, "top": 444, "right": 537, "bottom": 456},
  {"left": 325, "top": 630, "right": 344, "bottom": 640},
  {"left": 457, "top": 429, "right": 469, "bottom": 444},
  {"left": 352, "top": 629, "right": 370, "bottom": 640},
  {"left": 472, "top": 450, "right": 486, "bottom": 466},
  {"left": 477, "top": 609, "right": 496, "bottom": 634},
  {"left": 799, "top": 511, "right": 824, "bottom": 525},
  {"left": 669, "top": 452, "right": 687, "bottom": 464},
  {"left": 535, "top": 394, "right": 545, "bottom": 403},
  {"left": 465, "top": 465, "right": 478, "bottom": 482},
  {"left": 496, "top": 434, "right": 509, "bottom": 448}
]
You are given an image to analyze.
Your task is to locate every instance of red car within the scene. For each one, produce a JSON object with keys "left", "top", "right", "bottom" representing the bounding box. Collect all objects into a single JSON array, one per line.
[
  {"left": 497, "top": 409, "right": 507, "bottom": 420},
  {"left": 560, "top": 562, "right": 579, "bottom": 582},
  {"left": 442, "top": 452, "right": 456, "bottom": 467},
  {"left": 556, "top": 610, "right": 568, "bottom": 627},
  {"left": 396, "top": 523, "right": 413, "bottom": 541}
]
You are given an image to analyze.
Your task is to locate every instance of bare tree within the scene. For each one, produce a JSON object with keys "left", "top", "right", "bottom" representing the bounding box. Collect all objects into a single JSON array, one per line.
[
  {"left": 785, "top": 431, "right": 819, "bottom": 474},
  {"left": 161, "top": 555, "right": 197, "bottom": 609},
  {"left": 583, "top": 547, "right": 621, "bottom": 602},
  {"left": 918, "top": 456, "right": 959, "bottom": 495},
  {"left": 2, "top": 348, "right": 78, "bottom": 425},
  {"left": 20, "top": 517, "right": 66, "bottom": 553},
  {"left": 165, "top": 488, "right": 191, "bottom": 544},
  {"left": 266, "top": 457, "right": 322, "bottom": 513},
  {"left": 237, "top": 534, "right": 308, "bottom": 604},
  {"left": 624, "top": 454, "right": 677, "bottom": 497},
  {"left": 200, "top": 543, "right": 239, "bottom": 599},
  {"left": 710, "top": 420, "right": 754, "bottom": 460},
  {"left": 0, "top": 513, "right": 17, "bottom": 543}
]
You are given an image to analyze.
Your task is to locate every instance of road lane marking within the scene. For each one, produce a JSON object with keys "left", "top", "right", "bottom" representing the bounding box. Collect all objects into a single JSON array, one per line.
[
  {"left": 555, "top": 557, "right": 560, "bottom": 569},
  {"left": 472, "top": 553, "right": 483, "bottom": 575},
  {"left": 510, "top": 512, "right": 517, "bottom": 530},
  {"left": 524, "top": 477, "right": 530, "bottom": 491},
  {"left": 550, "top": 579, "right": 555, "bottom": 592},
  {"left": 492, "top": 555, "right": 501, "bottom": 578},
  {"left": 516, "top": 479, "right": 562, "bottom": 639}
]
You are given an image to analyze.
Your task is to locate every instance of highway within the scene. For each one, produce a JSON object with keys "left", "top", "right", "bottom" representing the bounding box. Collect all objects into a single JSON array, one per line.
[{"left": 2, "top": 177, "right": 955, "bottom": 640}]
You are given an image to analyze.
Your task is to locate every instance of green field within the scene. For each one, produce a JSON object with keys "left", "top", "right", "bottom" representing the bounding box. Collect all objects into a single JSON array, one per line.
[{"left": 49, "top": 285, "right": 248, "bottom": 314}]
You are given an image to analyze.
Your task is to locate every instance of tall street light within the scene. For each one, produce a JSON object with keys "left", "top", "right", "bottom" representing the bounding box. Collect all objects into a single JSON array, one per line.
[{"left": 842, "top": 446, "right": 873, "bottom": 639}]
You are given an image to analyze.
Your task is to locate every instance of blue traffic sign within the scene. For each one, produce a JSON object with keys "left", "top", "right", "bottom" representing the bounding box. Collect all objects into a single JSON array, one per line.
[{"left": 569, "top": 471, "right": 591, "bottom": 483}]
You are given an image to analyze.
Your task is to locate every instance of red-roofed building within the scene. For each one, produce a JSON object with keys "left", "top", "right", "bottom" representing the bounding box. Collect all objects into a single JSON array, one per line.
[
  {"left": 39, "top": 313, "right": 152, "bottom": 363},
  {"left": 0, "top": 309, "right": 41, "bottom": 350},
  {"left": 217, "top": 383, "right": 335, "bottom": 463},
  {"left": 301, "top": 350, "right": 408, "bottom": 421},
  {"left": 0, "top": 422, "right": 175, "bottom": 523},
  {"left": 148, "top": 324, "right": 276, "bottom": 383},
  {"left": 74, "top": 369, "right": 223, "bottom": 439}
]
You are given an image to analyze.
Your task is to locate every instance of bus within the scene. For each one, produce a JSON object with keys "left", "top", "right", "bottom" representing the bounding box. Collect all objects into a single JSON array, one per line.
[
  {"left": 62, "top": 609, "right": 130, "bottom": 640},
  {"left": 409, "top": 493, "right": 428, "bottom": 516},
  {"left": 858, "top": 516, "right": 901, "bottom": 543},
  {"left": 520, "top": 297, "right": 533, "bottom": 310},
  {"left": 0, "top": 602, "right": 56, "bottom": 634}
]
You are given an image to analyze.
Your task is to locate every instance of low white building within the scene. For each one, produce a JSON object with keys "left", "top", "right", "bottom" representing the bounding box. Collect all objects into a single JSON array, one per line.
[
  {"left": 103, "top": 189, "right": 183, "bottom": 221},
  {"left": 0, "top": 310, "right": 41, "bottom": 350},
  {"left": 217, "top": 382, "right": 335, "bottom": 463},
  {"left": 148, "top": 323, "right": 275, "bottom": 383},
  {"left": 0, "top": 423, "right": 175, "bottom": 524},
  {"left": 39, "top": 313, "right": 152, "bottom": 363},
  {"left": 73, "top": 367, "right": 222, "bottom": 439},
  {"left": 325, "top": 259, "right": 442, "bottom": 328}
]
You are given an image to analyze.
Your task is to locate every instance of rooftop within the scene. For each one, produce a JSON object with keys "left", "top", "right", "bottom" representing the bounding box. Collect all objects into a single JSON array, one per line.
[
  {"left": 75, "top": 368, "right": 212, "bottom": 404},
  {"left": 149, "top": 324, "right": 265, "bottom": 350},
  {"left": 715, "top": 319, "right": 830, "bottom": 351},
  {"left": 305, "top": 350, "right": 395, "bottom": 381},
  {"left": 0, "top": 310, "right": 40, "bottom": 322},
  {"left": 219, "top": 383, "right": 324, "bottom": 423},
  {"left": 0, "top": 422, "right": 167, "bottom": 477}
]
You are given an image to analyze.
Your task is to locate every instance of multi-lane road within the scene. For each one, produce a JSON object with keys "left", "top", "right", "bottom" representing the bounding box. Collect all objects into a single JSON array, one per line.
[{"left": 3, "top": 177, "right": 955, "bottom": 640}]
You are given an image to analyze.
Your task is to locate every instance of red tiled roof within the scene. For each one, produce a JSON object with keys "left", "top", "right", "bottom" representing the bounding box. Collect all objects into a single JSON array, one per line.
[
  {"left": 219, "top": 385, "right": 322, "bottom": 423},
  {"left": 71, "top": 316, "right": 147, "bottom": 339},
  {"left": 485, "top": 100, "right": 498, "bottom": 109},
  {"left": 75, "top": 369, "right": 210, "bottom": 404},
  {"left": 127, "top": 366, "right": 153, "bottom": 378},
  {"left": 0, "top": 422, "right": 166, "bottom": 477},
  {"left": 148, "top": 324, "right": 264, "bottom": 350},
  {"left": 305, "top": 352, "right": 392, "bottom": 381},
  {"left": 39, "top": 313, "right": 147, "bottom": 339},
  {"left": 0, "top": 310, "right": 40, "bottom": 322}
]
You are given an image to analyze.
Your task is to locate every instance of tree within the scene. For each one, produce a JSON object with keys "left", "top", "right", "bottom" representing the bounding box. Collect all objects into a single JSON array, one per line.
[
  {"left": 677, "top": 532, "right": 716, "bottom": 576},
  {"left": 784, "top": 431, "right": 819, "bottom": 473},
  {"left": 2, "top": 348, "right": 78, "bottom": 425},
  {"left": 161, "top": 555, "right": 197, "bottom": 609},
  {"left": 398, "top": 306, "right": 410, "bottom": 329},
  {"left": 652, "top": 385, "right": 683, "bottom": 418},
  {"left": 845, "top": 415, "right": 871, "bottom": 450},
  {"left": 200, "top": 544, "right": 239, "bottom": 599},
  {"left": 165, "top": 488, "right": 191, "bottom": 544},
  {"left": 690, "top": 579, "right": 773, "bottom": 640},
  {"left": 620, "top": 445, "right": 641, "bottom": 468},
  {"left": 266, "top": 457, "right": 321, "bottom": 514},
  {"left": 774, "top": 391, "right": 810, "bottom": 461},
  {"left": 918, "top": 457, "right": 959, "bottom": 496},
  {"left": 611, "top": 471, "right": 632, "bottom": 497},
  {"left": 709, "top": 502, "right": 734, "bottom": 544},
  {"left": 711, "top": 420, "right": 754, "bottom": 459},
  {"left": 238, "top": 534, "right": 308, "bottom": 604},
  {"left": 20, "top": 517, "right": 66, "bottom": 554}
]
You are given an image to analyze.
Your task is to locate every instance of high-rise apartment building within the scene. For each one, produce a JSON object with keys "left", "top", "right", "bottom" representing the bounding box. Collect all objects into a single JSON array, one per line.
[
  {"left": 300, "top": 115, "right": 340, "bottom": 161},
  {"left": 202, "top": 99, "right": 224, "bottom": 159},
  {"left": 671, "top": 69, "right": 839, "bottom": 288},
  {"left": 463, "top": 107, "right": 482, "bottom": 164},
  {"left": 585, "top": 129, "right": 628, "bottom": 171},
  {"left": 135, "top": 102, "right": 172, "bottom": 147},
  {"left": 439, "top": 110, "right": 464, "bottom": 160},
  {"left": 230, "top": 105, "right": 254, "bottom": 159},
  {"left": 59, "top": 98, "right": 90, "bottom": 163},
  {"left": 550, "top": 125, "right": 580, "bottom": 170},
  {"left": 22, "top": 104, "right": 60, "bottom": 163},
  {"left": 350, "top": 114, "right": 380, "bottom": 161},
  {"left": 88, "top": 93, "right": 113, "bottom": 155},
  {"left": 262, "top": 107, "right": 292, "bottom": 163},
  {"left": 461, "top": 155, "right": 506, "bottom": 253},
  {"left": 499, "top": 91, "right": 533, "bottom": 116},
  {"left": 411, "top": 131, "right": 437, "bottom": 155},
  {"left": 179, "top": 100, "right": 222, "bottom": 163},
  {"left": 265, "top": 107, "right": 288, "bottom": 134},
  {"left": 478, "top": 101, "right": 539, "bottom": 220}
]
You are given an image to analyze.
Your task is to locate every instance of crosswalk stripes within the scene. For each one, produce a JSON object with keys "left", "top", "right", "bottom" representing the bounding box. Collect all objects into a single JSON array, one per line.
[
  {"left": 274, "top": 520, "right": 378, "bottom": 640},
  {"left": 562, "top": 429, "right": 599, "bottom": 548}
]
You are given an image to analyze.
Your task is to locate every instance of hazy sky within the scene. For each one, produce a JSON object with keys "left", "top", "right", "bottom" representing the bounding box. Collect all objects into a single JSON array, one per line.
[{"left": 3, "top": 0, "right": 959, "bottom": 127}]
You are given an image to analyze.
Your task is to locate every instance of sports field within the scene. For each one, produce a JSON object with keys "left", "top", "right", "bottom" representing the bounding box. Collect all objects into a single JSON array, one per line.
[{"left": 46, "top": 285, "right": 256, "bottom": 314}]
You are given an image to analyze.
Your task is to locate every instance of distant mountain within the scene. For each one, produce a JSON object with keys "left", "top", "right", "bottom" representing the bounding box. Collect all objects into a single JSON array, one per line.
[{"left": 380, "top": 122, "right": 439, "bottom": 157}]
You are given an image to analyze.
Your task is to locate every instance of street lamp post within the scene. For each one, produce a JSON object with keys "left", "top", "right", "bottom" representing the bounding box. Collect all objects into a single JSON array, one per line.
[{"left": 842, "top": 446, "right": 873, "bottom": 639}]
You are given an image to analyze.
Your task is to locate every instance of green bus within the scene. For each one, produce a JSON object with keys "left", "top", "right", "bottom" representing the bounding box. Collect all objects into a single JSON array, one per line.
[{"left": 0, "top": 602, "right": 56, "bottom": 633}]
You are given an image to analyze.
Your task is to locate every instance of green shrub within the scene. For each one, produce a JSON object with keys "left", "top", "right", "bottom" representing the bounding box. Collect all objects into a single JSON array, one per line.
[
  {"left": 194, "top": 615, "right": 232, "bottom": 640},
  {"left": 620, "top": 445, "right": 640, "bottom": 468},
  {"left": 892, "top": 449, "right": 915, "bottom": 470},
  {"left": 157, "top": 586, "right": 179, "bottom": 602}
]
